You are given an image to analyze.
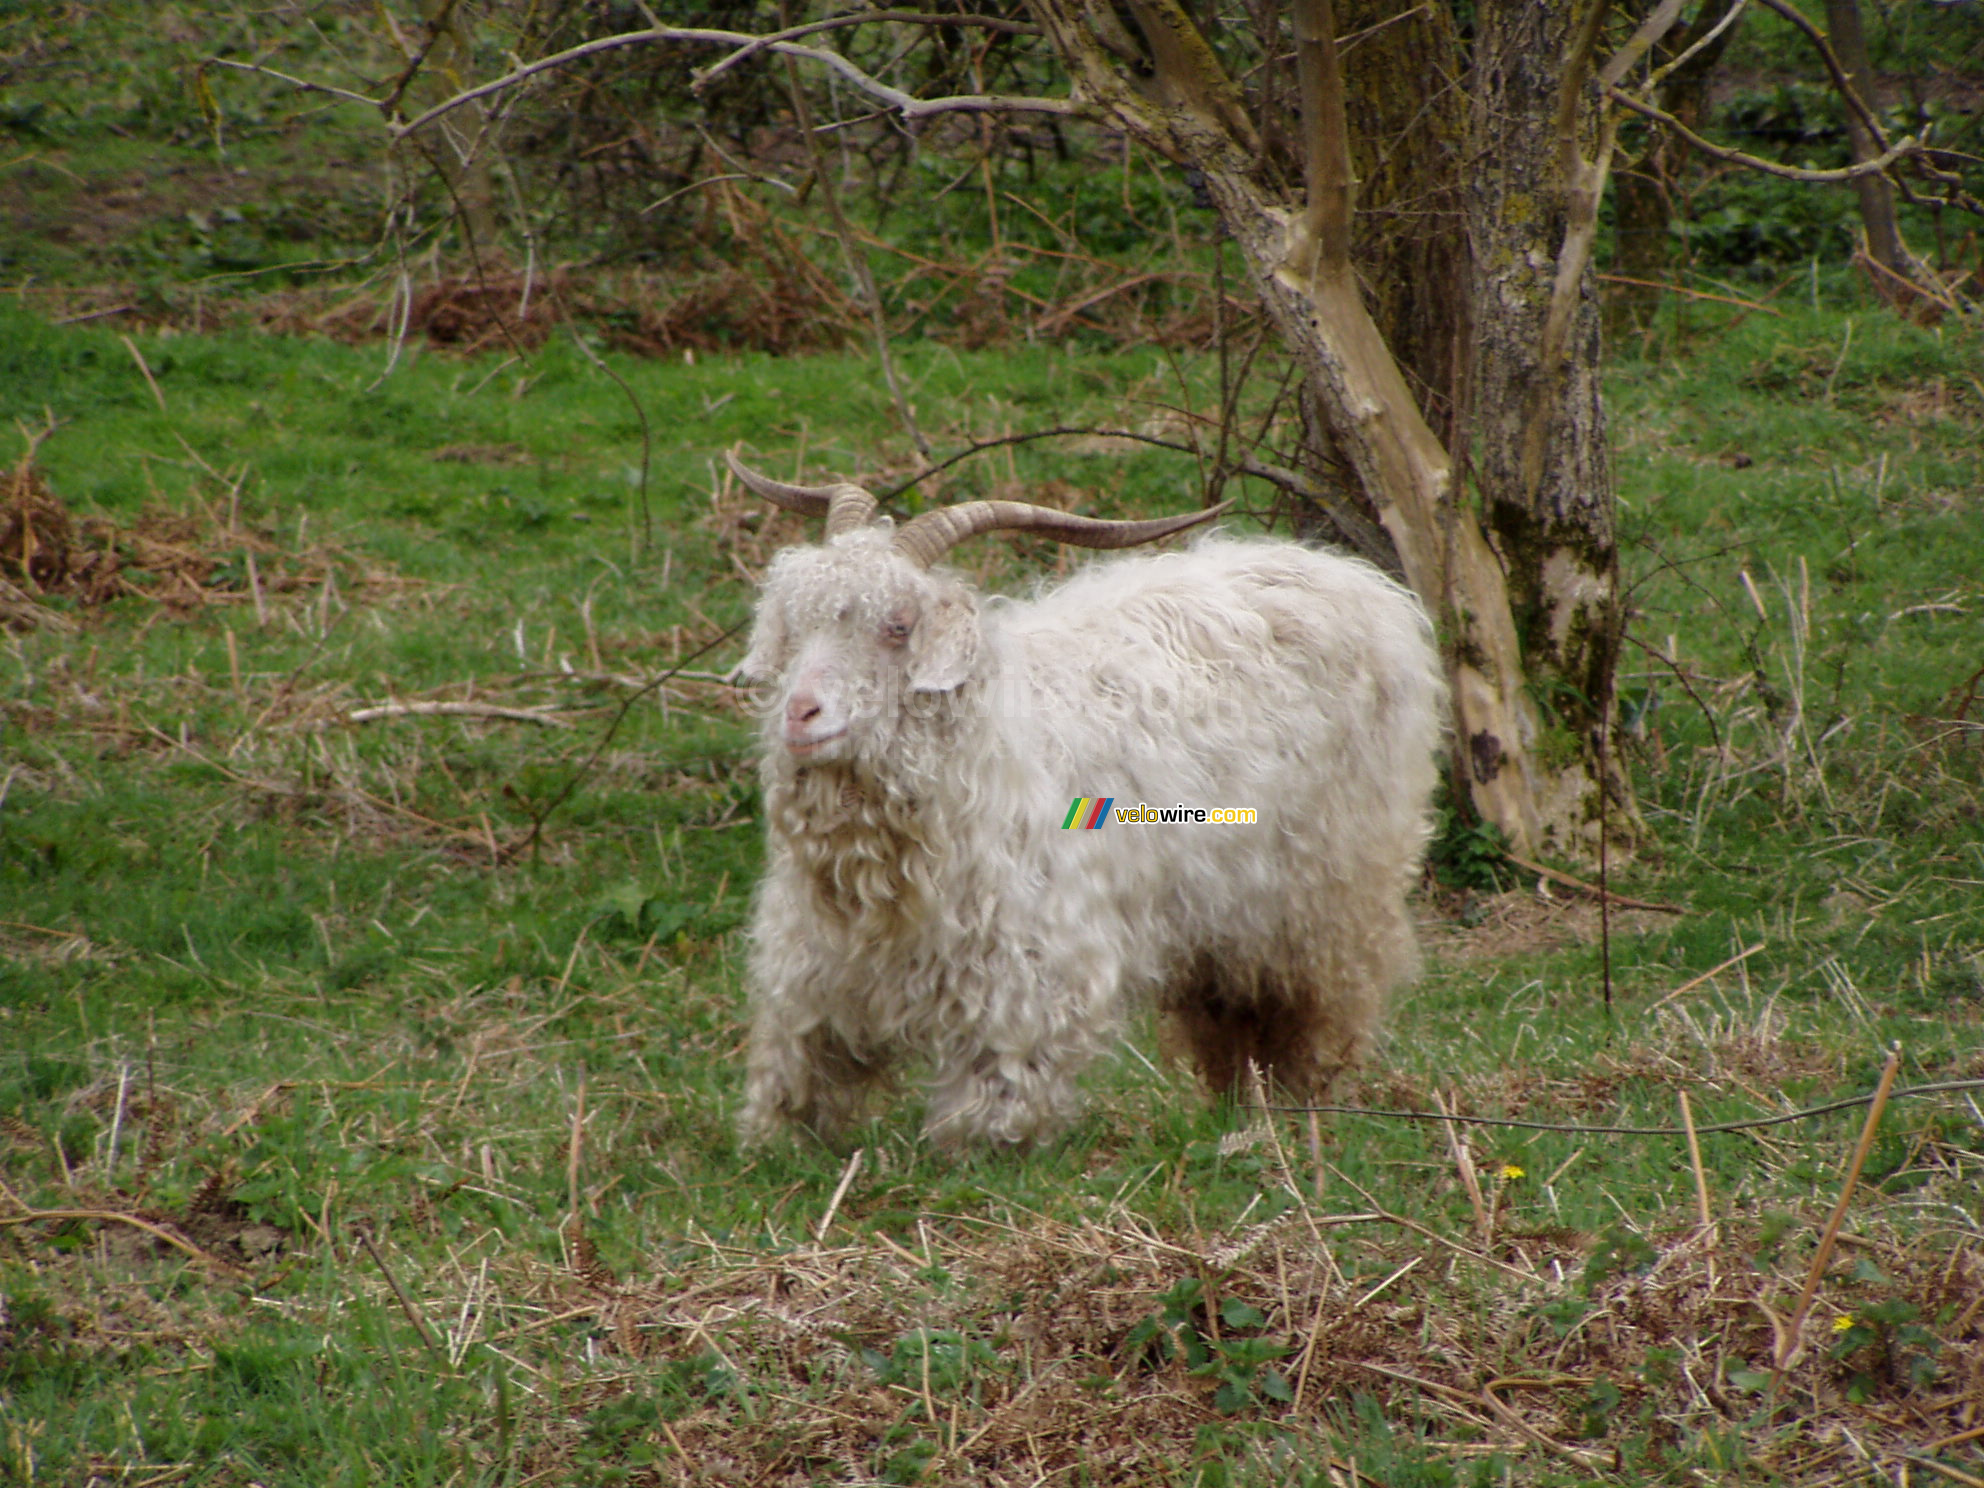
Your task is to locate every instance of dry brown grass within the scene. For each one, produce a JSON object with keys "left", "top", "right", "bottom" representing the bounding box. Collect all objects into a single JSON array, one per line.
[
  {"left": 206, "top": 1179, "right": 1976, "bottom": 1484},
  {"left": 1, "top": 445, "right": 401, "bottom": 634}
]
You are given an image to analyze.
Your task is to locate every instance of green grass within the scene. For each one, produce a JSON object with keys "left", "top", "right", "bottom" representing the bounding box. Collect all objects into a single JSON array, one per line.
[
  {"left": 2, "top": 290, "right": 1980, "bottom": 1485},
  {"left": 5, "top": 1, "right": 1984, "bottom": 1473}
]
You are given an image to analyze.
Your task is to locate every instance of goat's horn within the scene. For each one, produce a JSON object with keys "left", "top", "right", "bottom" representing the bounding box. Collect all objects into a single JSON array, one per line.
[
  {"left": 892, "top": 500, "right": 1229, "bottom": 569},
  {"left": 726, "top": 450, "right": 879, "bottom": 538}
]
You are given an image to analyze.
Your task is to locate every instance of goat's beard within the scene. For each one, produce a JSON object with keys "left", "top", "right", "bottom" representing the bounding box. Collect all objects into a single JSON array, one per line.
[
  {"left": 767, "top": 764, "right": 932, "bottom": 933},
  {"left": 760, "top": 687, "right": 973, "bottom": 935}
]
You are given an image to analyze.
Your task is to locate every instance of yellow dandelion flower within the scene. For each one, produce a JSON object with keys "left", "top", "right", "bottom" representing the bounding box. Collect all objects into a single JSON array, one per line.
[
  {"left": 1498, "top": 1164, "right": 1526, "bottom": 1182},
  {"left": 1832, "top": 1315, "right": 1856, "bottom": 1333}
]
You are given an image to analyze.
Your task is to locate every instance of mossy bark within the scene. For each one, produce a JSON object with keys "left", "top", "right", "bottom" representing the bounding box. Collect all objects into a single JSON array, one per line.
[
  {"left": 1466, "top": 0, "right": 1633, "bottom": 850},
  {"left": 1340, "top": 0, "right": 1471, "bottom": 453}
]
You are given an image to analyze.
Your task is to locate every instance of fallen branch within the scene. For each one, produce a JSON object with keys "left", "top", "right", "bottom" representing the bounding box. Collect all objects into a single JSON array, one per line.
[
  {"left": 1774, "top": 1043, "right": 1903, "bottom": 1374},
  {"left": 354, "top": 1222, "right": 449, "bottom": 1365},
  {"left": 1647, "top": 941, "right": 1766, "bottom": 1010},
  {"left": 346, "top": 700, "right": 574, "bottom": 728},
  {"left": 1481, "top": 1378, "right": 1609, "bottom": 1470},
  {"left": 1597, "top": 273, "right": 1784, "bottom": 315},
  {"left": 1504, "top": 852, "right": 1687, "bottom": 914}
]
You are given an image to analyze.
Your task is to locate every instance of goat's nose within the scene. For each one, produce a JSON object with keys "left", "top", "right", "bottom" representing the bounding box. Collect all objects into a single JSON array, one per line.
[{"left": 786, "top": 693, "right": 821, "bottom": 726}]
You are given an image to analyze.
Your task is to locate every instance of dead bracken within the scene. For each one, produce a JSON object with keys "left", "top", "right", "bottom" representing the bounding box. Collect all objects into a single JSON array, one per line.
[{"left": 1, "top": 442, "right": 393, "bottom": 633}]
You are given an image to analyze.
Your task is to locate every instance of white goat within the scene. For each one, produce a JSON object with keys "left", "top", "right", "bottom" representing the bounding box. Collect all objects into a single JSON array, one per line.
[{"left": 728, "top": 453, "right": 1445, "bottom": 1148}]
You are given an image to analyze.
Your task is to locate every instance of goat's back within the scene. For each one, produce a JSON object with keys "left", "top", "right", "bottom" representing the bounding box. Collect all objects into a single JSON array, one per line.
[{"left": 970, "top": 538, "right": 1442, "bottom": 961}]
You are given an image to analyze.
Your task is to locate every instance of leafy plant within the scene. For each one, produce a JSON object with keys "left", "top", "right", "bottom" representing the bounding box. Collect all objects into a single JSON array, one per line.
[
  {"left": 1124, "top": 1280, "right": 1292, "bottom": 1414},
  {"left": 1582, "top": 1226, "right": 1660, "bottom": 1292},
  {"left": 1427, "top": 801, "right": 1510, "bottom": 893}
]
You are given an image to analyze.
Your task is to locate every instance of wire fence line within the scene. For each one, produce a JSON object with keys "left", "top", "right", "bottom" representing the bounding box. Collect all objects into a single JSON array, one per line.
[{"left": 1262, "top": 1078, "right": 1984, "bottom": 1137}]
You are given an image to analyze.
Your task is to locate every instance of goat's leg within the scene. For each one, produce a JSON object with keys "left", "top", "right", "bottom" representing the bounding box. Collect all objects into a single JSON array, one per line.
[
  {"left": 739, "top": 1016, "right": 888, "bottom": 1145},
  {"left": 922, "top": 1041, "right": 1087, "bottom": 1149}
]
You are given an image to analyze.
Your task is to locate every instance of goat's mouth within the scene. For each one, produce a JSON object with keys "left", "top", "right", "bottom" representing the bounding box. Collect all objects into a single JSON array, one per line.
[{"left": 784, "top": 727, "right": 849, "bottom": 757}]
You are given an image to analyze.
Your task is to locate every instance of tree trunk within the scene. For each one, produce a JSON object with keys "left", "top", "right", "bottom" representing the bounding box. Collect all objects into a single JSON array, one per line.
[
  {"left": 1288, "top": 1, "right": 1471, "bottom": 560},
  {"left": 1030, "top": 0, "right": 1559, "bottom": 853},
  {"left": 1341, "top": 1, "right": 1472, "bottom": 452},
  {"left": 1466, "top": 1, "right": 1630, "bottom": 849},
  {"left": 1824, "top": 0, "right": 1910, "bottom": 297}
]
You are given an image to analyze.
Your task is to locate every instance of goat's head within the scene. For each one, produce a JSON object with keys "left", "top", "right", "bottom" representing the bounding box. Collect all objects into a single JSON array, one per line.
[{"left": 728, "top": 452, "right": 1224, "bottom": 769}]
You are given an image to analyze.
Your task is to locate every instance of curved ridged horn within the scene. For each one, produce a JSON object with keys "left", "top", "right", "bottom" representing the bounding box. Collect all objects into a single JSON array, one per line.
[
  {"left": 725, "top": 450, "right": 879, "bottom": 538},
  {"left": 892, "top": 500, "right": 1230, "bottom": 570}
]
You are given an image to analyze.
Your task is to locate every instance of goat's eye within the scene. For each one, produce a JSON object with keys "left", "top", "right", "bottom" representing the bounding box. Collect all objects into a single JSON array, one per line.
[{"left": 880, "top": 612, "right": 914, "bottom": 646}]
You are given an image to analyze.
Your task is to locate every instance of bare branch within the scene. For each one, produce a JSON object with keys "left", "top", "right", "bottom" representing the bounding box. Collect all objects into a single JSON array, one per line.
[
  {"left": 346, "top": 702, "right": 574, "bottom": 728},
  {"left": 1644, "top": 0, "right": 1750, "bottom": 91},
  {"left": 1339, "top": 4, "right": 1432, "bottom": 53},
  {"left": 207, "top": 58, "right": 381, "bottom": 111},
  {"left": 1597, "top": 0, "right": 1688, "bottom": 90},
  {"left": 385, "top": 26, "right": 1078, "bottom": 140},
  {"left": 1608, "top": 87, "right": 1928, "bottom": 183},
  {"left": 1752, "top": 0, "right": 1891, "bottom": 152},
  {"left": 1552, "top": 0, "right": 1611, "bottom": 182},
  {"left": 696, "top": 11, "right": 1041, "bottom": 90},
  {"left": 781, "top": 51, "right": 931, "bottom": 461},
  {"left": 1292, "top": 0, "right": 1354, "bottom": 280}
]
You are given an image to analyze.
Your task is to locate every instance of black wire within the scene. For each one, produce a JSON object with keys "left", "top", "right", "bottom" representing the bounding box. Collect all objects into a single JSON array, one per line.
[{"left": 1261, "top": 1078, "right": 1984, "bottom": 1137}]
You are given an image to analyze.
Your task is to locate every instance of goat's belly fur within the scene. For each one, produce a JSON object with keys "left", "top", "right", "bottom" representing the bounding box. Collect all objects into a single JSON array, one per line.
[{"left": 740, "top": 538, "right": 1444, "bottom": 1148}]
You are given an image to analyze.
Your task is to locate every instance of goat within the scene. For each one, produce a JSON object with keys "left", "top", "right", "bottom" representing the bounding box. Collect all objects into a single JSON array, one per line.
[{"left": 727, "top": 453, "right": 1445, "bottom": 1148}]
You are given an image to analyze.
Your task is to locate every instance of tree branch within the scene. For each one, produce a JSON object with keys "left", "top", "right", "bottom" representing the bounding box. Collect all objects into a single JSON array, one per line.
[
  {"left": 781, "top": 50, "right": 931, "bottom": 461},
  {"left": 1120, "top": 0, "right": 1261, "bottom": 151},
  {"left": 696, "top": 11, "right": 1040, "bottom": 90},
  {"left": 346, "top": 701, "right": 574, "bottom": 727},
  {"left": 1292, "top": 0, "right": 1355, "bottom": 281},
  {"left": 1607, "top": 87, "right": 1927, "bottom": 183},
  {"left": 207, "top": 58, "right": 382, "bottom": 112},
  {"left": 384, "top": 26, "right": 1078, "bottom": 139},
  {"left": 1597, "top": 0, "right": 1688, "bottom": 90},
  {"left": 1752, "top": 0, "right": 1891, "bottom": 152},
  {"left": 1553, "top": 0, "right": 1611, "bottom": 179},
  {"left": 1643, "top": 0, "right": 1750, "bottom": 92}
]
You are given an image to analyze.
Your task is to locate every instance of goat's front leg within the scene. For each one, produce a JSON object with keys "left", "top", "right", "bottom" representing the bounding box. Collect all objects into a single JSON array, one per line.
[
  {"left": 922, "top": 1042, "right": 1086, "bottom": 1149},
  {"left": 739, "top": 1013, "right": 889, "bottom": 1146}
]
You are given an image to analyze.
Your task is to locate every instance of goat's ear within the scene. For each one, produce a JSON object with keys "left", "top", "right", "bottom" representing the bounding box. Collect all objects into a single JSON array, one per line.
[
  {"left": 737, "top": 601, "right": 788, "bottom": 683},
  {"left": 906, "top": 591, "right": 978, "bottom": 693}
]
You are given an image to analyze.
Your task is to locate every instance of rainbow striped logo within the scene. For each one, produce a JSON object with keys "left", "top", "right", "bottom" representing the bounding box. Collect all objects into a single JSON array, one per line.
[{"left": 1062, "top": 797, "right": 1113, "bottom": 830}]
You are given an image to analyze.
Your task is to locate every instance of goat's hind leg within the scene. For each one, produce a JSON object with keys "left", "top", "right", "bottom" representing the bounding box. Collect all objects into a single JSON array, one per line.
[{"left": 1164, "top": 948, "right": 1382, "bottom": 1099}]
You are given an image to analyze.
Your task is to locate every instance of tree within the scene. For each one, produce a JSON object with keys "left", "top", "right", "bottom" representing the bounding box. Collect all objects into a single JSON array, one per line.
[
  {"left": 1609, "top": 3, "right": 1741, "bottom": 333},
  {"left": 225, "top": 1, "right": 1965, "bottom": 855}
]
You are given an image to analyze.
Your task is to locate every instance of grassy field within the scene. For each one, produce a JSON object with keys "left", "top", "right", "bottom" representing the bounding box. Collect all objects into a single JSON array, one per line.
[
  {"left": 4, "top": 8, "right": 1983, "bottom": 1479},
  {"left": 1, "top": 282, "right": 1981, "bottom": 1485}
]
